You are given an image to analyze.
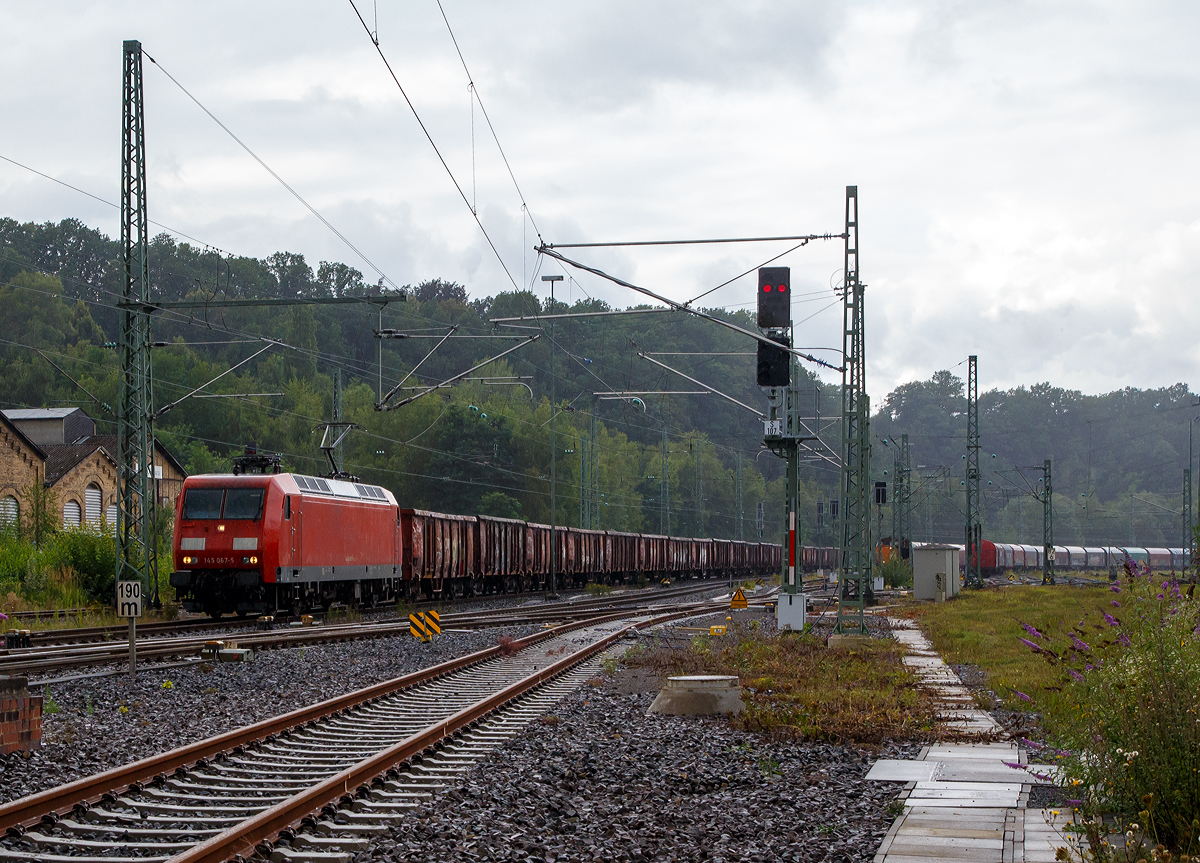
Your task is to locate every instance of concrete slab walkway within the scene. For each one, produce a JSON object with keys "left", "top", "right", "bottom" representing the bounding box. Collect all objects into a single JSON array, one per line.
[{"left": 869, "top": 619, "right": 1075, "bottom": 862}]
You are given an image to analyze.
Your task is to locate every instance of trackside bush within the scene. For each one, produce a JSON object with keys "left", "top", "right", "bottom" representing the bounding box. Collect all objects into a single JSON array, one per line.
[
  {"left": 1014, "top": 558, "right": 1200, "bottom": 856},
  {"left": 49, "top": 525, "right": 117, "bottom": 601}
]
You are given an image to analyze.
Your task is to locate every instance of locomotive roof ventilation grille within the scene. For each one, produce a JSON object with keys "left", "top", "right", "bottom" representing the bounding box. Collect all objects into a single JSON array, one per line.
[{"left": 294, "top": 474, "right": 387, "bottom": 500}]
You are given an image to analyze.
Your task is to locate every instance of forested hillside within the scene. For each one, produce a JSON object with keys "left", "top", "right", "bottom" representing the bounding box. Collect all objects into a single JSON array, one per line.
[{"left": 1, "top": 216, "right": 1195, "bottom": 548}]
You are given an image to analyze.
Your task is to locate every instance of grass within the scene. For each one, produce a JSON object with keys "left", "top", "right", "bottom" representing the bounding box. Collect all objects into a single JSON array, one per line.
[
  {"left": 622, "top": 625, "right": 938, "bottom": 743},
  {"left": 903, "top": 584, "right": 1116, "bottom": 702}
]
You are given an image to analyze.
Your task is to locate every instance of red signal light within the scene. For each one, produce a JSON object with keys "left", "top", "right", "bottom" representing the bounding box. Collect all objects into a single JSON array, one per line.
[
  {"left": 763, "top": 285, "right": 772, "bottom": 292},
  {"left": 778, "top": 283, "right": 787, "bottom": 293}
]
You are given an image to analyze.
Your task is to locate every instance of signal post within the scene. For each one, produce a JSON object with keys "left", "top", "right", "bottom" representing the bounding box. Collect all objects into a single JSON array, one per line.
[{"left": 758, "top": 267, "right": 813, "bottom": 631}]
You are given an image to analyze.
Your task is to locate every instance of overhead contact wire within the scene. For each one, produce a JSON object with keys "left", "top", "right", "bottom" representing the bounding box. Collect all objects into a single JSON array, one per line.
[{"left": 346, "top": 0, "right": 521, "bottom": 290}]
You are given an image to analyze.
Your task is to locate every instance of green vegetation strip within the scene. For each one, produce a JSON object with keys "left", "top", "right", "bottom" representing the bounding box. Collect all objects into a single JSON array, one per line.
[
  {"left": 907, "top": 585, "right": 1114, "bottom": 699},
  {"left": 624, "top": 626, "right": 937, "bottom": 743}
]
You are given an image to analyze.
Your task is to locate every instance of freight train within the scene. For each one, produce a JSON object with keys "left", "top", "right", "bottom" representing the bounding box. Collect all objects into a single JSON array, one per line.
[
  {"left": 967, "top": 540, "right": 1189, "bottom": 575},
  {"left": 168, "top": 472, "right": 784, "bottom": 618}
]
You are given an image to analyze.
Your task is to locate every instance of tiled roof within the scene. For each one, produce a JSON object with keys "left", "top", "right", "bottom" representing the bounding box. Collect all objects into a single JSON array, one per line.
[
  {"left": 41, "top": 436, "right": 188, "bottom": 486},
  {"left": 43, "top": 441, "right": 114, "bottom": 485}
]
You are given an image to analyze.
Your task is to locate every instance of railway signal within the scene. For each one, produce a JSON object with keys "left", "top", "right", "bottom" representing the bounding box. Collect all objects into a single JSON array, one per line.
[
  {"left": 757, "top": 266, "right": 790, "bottom": 329},
  {"left": 756, "top": 334, "right": 790, "bottom": 387}
]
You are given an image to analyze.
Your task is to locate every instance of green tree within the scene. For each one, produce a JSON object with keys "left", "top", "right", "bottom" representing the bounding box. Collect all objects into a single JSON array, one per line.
[{"left": 18, "top": 482, "right": 58, "bottom": 549}]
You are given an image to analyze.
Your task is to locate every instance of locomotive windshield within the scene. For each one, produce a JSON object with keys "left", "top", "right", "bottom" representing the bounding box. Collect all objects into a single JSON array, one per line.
[
  {"left": 183, "top": 488, "right": 223, "bottom": 520},
  {"left": 224, "top": 488, "right": 264, "bottom": 520},
  {"left": 182, "top": 487, "right": 265, "bottom": 521}
]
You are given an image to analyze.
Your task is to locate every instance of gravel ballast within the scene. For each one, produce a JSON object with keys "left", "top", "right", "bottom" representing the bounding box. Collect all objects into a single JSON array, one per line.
[
  {"left": 0, "top": 626, "right": 538, "bottom": 805},
  {"left": 352, "top": 665, "right": 919, "bottom": 863}
]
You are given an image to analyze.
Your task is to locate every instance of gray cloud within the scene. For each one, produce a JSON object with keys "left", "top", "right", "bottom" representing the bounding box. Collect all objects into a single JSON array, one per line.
[{"left": 2, "top": 1, "right": 1200, "bottom": 402}]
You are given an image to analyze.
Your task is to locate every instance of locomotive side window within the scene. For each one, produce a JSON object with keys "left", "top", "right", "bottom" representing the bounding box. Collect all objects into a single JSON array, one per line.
[
  {"left": 284, "top": 496, "right": 291, "bottom": 520},
  {"left": 224, "top": 488, "right": 265, "bottom": 520},
  {"left": 183, "top": 488, "right": 224, "bottom": 520}
]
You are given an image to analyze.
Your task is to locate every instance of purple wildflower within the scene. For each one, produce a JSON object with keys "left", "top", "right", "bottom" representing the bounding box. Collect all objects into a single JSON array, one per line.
[
  {"left": 1102, "top": 613, "right": 1119, "bottom": 627},
  {"left": 1118, "top": 634, "right": 1131, "bottom": 647},
  {"left": 1021, "top": 738, "right": 1046, "bottom": 750},
  {"left": 1066, "top": 799, "right": 1083, "bottom": 806},
  {"left": 1021, "top": 622, "right": 1048, "bottom": 641},
  {"left": 1111, "top": 600, "right": 1121, "bottom": 607},
  {"left": 1015, "top": 690, "right": 1033, "bottom": 702},
  {"left": 1086, "top": 663, "right": 1095, "bottom": 671},
  {"left": 1110, "top": 583, "right": 1122, "bottom": 593},
  {"left": 1069, "top": 669, "right": 1084, "bottom": 682},
  {"left": 1157, "top": 593, "right": 1165, "bottom": 600},
  {"left": 1070, "top": 634, "right": 1090, "bottom": 652},
  {"left": 0, "top": 612, "right": 7, "bottom": 621},
  {"left": 1019, "top": 637, "right": 1044, "bottom": 653}
]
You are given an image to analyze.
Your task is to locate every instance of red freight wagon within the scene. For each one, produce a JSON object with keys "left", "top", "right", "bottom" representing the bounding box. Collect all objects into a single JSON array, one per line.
[
  {"left": 606, "top": 531, "right": 637, "bottom": 584},
  {"left": 477, "top": 515, "right": 526, "bottom": 593},
  {"left": 524, "top": 522, "right": 551, "bottom": 587},
  {"left": 401, "top": 509, "right": 475, "bottom": 598}
]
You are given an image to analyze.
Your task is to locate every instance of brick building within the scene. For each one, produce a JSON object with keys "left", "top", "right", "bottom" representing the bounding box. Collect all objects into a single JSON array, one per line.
[{"left": 0, "top": 408, "right": 186, "bottom": 530}]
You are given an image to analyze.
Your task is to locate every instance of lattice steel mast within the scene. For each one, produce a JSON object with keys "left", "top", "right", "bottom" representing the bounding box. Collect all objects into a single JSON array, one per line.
[
  {"left": 836, "top": 186, "right": 870, "bottom": 634},
  {"left": 1042, "top": 458, "right": 1055, "bottom": 585},
  {"left": 116, "top": 39, "right": 157, "bottom": 603},
  {"left": 965, "top": 355, "right": 983, "bottom": 588},
  {"left": 899, "top": 433, "right": 911, "bottom": 566}
]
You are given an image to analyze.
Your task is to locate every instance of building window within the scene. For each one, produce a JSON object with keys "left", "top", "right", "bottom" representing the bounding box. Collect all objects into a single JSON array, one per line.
[
  {"left": 85, "top": 484, "right": 102, "bottom": 528},
  {"left": 106, "top": 503, "right": 118, "bottom": 534},
  {"left": 0, "top": 496, "right": 17, "bottom": 527},
  {"left": 63, "top": 500, "right": 81, "bottom": 528}
]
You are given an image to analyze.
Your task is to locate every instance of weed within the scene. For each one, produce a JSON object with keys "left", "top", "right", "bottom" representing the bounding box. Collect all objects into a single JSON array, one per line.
[
  {"left": 497, "top": 635, "right": 519, "bottom": 657},
  {"left": 160, "top": 680, "right": 173, "bottom": 689},
  {"left": 84, "top": 696, "right": 93, "bottom": 716},
  {"left": 1010, "top": 561, "right": 1200, "bottom": 853},
  {"left": 42, "top": 685, "right": 59, "bottom": 714},
  {"left": 623, "top": 627, "right": 937, "bottom": 743},
  {"left": 757, "top": 756, "right": 781, "bottom": 776},
  {"left": 586, "top": 583, "right": 613, "bottom": 597},
  {"left": 540, "top": 714, "right": 560, "bottom": 725}
]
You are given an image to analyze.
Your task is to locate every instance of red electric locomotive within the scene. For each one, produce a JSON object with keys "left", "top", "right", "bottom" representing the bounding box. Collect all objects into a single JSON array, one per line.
[{"left": 171, "top": 472, "right": 400, "bottom": 617}]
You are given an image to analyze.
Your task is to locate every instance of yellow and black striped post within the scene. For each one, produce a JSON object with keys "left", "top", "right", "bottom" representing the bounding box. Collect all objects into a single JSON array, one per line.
[
  {"left": 409, "top": 612, "right": 430, "bottom": 642},
  {"left": 424, "top": 609, "right": 441, "bottom": 636}
]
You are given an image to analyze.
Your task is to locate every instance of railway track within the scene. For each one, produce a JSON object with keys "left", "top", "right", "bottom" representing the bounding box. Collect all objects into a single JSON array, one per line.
[
  {"left": 0, "top": 607, "right": 705, "bottom": 863},
  {"left": 0, "top": 580, "right": 759, "bottom": 678}
]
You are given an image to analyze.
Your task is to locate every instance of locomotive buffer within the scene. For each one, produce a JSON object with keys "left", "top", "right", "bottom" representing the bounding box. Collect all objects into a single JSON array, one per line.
[{"left": 758, "top": 267, "right": 819, "bottom": 631}]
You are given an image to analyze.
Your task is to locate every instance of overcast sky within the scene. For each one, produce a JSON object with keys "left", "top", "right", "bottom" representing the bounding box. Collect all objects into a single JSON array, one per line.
[{"left": 2, "top": 1, "right": 1198, "bottom": 402}]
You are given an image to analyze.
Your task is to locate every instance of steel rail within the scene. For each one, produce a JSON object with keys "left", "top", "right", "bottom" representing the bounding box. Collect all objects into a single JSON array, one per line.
[
  {"left": 0, "top": 605, "right": 696, "bottom": 835},
  {"left": 0, "top": 621, "right": 572, "bottom": 833},
  {"left": 1, "top": 582, "right": 739, "bottom": 676},
  {"left": 171, "top": 607, "right": 696, "bottom": 863}
]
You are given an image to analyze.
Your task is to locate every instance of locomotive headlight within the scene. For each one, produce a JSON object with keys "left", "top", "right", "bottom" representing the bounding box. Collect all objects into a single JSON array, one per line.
[
  {"left": 182, "top": 556, "right": 193, "bottom": 564},
  {"left": 217, "top": 524, "right": 225, "bottom": 532},
  {"left": 250, "top": 556, "right": 258, "bottom": 564}
]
